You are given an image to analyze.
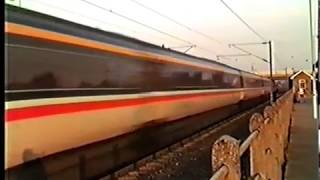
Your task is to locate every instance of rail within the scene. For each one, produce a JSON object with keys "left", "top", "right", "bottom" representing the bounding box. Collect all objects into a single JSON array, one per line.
[{"left": 210, "top": 89, "right": 294, "bottom": 180}]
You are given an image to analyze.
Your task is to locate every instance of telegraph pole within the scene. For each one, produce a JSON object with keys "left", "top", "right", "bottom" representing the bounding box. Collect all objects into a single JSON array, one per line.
[
  {"left": 285, "top": 67, "right": 288, "bottom": 78},
  {"left": 309, "top": 0, "right": 317, "bottom": 119},
  {"left": 268, "top": 41, "right": 274, "bottom": 102},
  {"left": 318, "top": 0, "right": 320, "bottom": 118}
]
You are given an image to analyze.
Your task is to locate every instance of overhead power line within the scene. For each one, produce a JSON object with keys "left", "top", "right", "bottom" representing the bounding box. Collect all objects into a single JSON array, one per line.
[
  {"left": 80, "top": 0, "right": 220, "bottom": 58},
  {"left": 129, "top": 0, "right": 222, "bottom": 44},
  {"left": 29, "top": 0, "right": 188, "bottom": 46},
  {"left": 220, "top": 0, "right": 267, "bottom": 41},
  {"left": 30, "top": 0, "right": 138, "bottom": 33},
  {"left": 229, "top": 42, "right": 268, "bottom": 46},
  {"left": 231, "top": 44, "right": 268, "bottom": 63},
  {"left": 80, "top": 0, "right": 192, "bottom": 45},
  {"left": 217, "top": 53, "right": 250, "bottom": 59}
]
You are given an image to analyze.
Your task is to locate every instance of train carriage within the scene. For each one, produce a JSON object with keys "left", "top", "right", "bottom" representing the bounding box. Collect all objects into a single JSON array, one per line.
[{"left": 4, "top": 4, "right": 271, "bottom": 174}]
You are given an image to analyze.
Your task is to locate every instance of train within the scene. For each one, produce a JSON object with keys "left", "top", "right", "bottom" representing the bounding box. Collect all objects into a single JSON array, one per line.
[{"left": 5, "top": 4, "right": 271, "bottom": 175}]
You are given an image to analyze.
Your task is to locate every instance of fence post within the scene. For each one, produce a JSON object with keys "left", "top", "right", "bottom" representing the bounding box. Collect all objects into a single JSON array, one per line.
[
  {"left": 276, "top": 99, "right": 284, "bottom": 143},
  {"left": 249, "top": 113, "right": 266, "bottom": 179},
  {"left": 263, "top": 106, "right": 281, "bottom": 180},
  {"left": 212, "top": 135, "right": 241, "bottom": 180},
  {"left": 271, "top": 102, "right": 285, "bottom": 165}
]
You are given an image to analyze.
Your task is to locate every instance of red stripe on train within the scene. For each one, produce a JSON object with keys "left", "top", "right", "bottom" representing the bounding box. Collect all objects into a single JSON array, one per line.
[{"left": 6, "top": 92, "right": 229, "bottom": 122}]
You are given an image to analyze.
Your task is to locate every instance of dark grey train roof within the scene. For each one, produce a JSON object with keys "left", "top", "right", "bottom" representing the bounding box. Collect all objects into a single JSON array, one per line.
[{"left": 5, "top": 4, "right": 268, "bottom": 80}]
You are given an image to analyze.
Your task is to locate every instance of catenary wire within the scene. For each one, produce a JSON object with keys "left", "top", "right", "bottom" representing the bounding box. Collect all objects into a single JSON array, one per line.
[
  {"left": 80, "top": 0, "right": 193, "bottom": 45},
  {"left": 220, "top": 0, "right": 267, "bottom": 41},
  {"left": 129, "top": 0, "right": 222, "bottom": 45}
]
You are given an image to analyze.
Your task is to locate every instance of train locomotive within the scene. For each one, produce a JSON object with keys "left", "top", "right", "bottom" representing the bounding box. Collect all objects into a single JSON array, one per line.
[{"left": 5, "top": 5, "right": 271, "bottom": 177}]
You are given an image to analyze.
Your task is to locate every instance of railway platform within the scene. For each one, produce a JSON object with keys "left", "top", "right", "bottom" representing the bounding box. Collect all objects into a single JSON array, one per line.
[{"left": 284, "top": 99, "right": 319, "bottom": 180}]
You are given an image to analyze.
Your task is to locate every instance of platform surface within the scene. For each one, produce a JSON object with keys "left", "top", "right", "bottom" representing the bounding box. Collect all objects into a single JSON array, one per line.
[{"left": 285, "top": 99, "right": 319, "bottom": 180}]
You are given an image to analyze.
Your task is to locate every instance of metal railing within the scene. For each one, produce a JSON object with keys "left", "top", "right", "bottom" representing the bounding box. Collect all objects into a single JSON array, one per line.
[{"left": 210, "top": 89, "right": 294, "bottom": 180}]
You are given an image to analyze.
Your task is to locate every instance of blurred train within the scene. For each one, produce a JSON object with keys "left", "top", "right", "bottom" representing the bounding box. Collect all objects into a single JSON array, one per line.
[{"left": 5, "top": 5, "right": 271, "bottom": 171}]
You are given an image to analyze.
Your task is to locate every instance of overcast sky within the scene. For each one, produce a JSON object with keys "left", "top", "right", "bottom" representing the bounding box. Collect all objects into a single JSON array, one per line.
[{"left": 6, "top": 0, "right": 318, "bottom": 73}]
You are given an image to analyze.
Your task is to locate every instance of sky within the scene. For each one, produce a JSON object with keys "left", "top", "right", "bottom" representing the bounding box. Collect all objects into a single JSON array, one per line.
[{"left": 5, "top": 0, "right": 318, "bottom": 73}]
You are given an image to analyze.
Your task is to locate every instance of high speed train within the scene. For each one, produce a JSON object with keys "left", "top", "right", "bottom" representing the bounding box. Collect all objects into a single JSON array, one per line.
[{"left": 5, "top": 5, "right": 271, "bottom": 172}]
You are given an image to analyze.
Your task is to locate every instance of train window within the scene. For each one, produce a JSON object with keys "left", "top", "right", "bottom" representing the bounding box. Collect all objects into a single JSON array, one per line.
[
  {"left": 243, "top": 76, "right": 265, "bottom": 88},
  {"left": 202, "top": 72, "right": 212, "bottom": 81},
  {"left": 6, "top": 33, "right": 242, "bottom": 97},
  {"left": 222, "top": 73, "right": 241, "bottom": 88},
  {"left": 264, "top": 79, "right": 271, "bottom": 87},
  {"left": 211, "top": 71, "right": 224, "bottom": 88}
]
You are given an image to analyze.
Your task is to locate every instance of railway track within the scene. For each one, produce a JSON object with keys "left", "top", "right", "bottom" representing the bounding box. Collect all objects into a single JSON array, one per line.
[{"left": 101, "top": 102, "right": 269, "bottom": 180}]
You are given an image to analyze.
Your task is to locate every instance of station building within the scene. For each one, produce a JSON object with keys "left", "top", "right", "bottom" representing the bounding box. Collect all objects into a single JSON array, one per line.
[{"left": 289, "top": 70, "right": 314, "bottom": 97}]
